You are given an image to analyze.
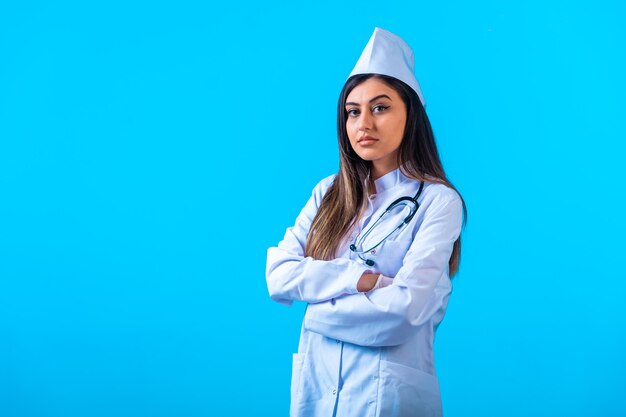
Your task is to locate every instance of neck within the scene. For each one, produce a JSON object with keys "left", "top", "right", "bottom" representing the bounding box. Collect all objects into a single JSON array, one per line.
[{"left": 371, "top": 162, "right": 399, "bottom": 180}]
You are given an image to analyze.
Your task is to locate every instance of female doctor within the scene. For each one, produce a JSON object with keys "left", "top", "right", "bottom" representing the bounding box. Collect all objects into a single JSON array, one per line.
[{"left": 266, "top": 27, "right": 467, "bottom": 417}]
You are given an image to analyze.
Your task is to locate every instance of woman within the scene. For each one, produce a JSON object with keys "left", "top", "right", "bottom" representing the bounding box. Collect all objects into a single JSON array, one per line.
[{"left": 266, "top": 27, "right": 467, "bottom": 417}]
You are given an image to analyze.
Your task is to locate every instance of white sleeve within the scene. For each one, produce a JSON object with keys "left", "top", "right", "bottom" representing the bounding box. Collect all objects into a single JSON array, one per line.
[
  {"left": 265, "top": 177, "right": 371, "bottom": 307},
  {"left": 303, "top": 191, "right": 463, "bottom": 346}
]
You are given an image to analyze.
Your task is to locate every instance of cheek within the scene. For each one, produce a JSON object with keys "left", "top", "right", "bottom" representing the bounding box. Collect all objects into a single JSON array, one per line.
[
  {"left": 395, "top": 127, "right": 405, "bottom": 144},
  {"left": 346, "top": 122, "right": 358, "bottom": 143},
  {"left": 392, "top": 118, "right": 406, "bottom": 143}
]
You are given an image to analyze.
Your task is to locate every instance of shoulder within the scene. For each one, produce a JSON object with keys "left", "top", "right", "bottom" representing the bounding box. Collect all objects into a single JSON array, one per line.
[
  {"left": 423, "top": 182, "right": 461, "bottom": 203},
  {"left": 314, "top": 173, "right": 337, "bottom": 192},
  {"left": 420, "top": 181, "right": 463, "bottom": 218},
  {"left": 310, "top": 173, "right": 338, "bottom": 206}
]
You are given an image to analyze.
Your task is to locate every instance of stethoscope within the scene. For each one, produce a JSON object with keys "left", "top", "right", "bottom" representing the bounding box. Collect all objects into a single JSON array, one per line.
[{"left": 349, "top": 181, "right": 424, "bottom": 266}]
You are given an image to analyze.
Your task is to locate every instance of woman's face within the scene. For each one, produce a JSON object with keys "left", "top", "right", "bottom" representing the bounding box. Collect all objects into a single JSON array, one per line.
[{"left": 345, "top": 77, "right": 407, "bottom": 174}]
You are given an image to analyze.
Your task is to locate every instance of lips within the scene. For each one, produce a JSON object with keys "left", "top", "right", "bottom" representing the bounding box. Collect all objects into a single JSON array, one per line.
[{"left": 358, "top": 135, "right": 378, "bottom": 145}]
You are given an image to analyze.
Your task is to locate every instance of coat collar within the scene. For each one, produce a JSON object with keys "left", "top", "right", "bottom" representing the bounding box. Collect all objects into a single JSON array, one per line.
[{"left": 364, "top": 166, "right": 409, "bottom": 194}]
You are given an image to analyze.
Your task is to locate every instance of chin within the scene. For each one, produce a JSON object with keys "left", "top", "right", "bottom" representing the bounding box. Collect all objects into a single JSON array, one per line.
[{"left": 355, "top": 151, "right": 381, "bottom": 161}]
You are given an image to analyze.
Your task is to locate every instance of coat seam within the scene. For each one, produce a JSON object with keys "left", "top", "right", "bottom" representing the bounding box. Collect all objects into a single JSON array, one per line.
[{"left": 374, "top": 350, "right": 381, "bottom": 416}]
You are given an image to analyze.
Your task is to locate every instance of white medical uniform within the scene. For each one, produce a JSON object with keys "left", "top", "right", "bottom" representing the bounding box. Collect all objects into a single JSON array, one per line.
[{"left": 266, "top": 166, "right": 463, "bottom": 417}]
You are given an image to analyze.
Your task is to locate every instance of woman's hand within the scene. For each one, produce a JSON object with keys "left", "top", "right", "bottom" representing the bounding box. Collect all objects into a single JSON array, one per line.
[{"left": 357, "top": 273, "right": 381, "bottom": 292}]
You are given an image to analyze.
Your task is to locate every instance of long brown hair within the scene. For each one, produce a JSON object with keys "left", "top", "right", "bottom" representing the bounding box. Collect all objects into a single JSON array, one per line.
[{"left": 305, "top": 74, "right": 467, "bottom": 277}]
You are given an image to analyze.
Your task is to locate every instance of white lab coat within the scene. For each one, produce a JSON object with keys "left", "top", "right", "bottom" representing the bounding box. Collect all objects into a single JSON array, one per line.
[{"left": 266, "top": 166, "right": 463, "bottom": 417}]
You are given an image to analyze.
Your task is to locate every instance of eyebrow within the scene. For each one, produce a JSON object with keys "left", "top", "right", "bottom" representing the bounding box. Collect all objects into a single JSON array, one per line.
[{"left": 345, "top": 94, "right": 392, "bottom": 107}]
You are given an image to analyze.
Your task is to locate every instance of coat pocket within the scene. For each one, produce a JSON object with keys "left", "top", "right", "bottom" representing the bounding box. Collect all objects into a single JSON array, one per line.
[
  {"left": 376, "top": 360, "right": 442, "bottom": 417},
  {"left": 290, "top": 353, "right": 305, "bottom": 414}
]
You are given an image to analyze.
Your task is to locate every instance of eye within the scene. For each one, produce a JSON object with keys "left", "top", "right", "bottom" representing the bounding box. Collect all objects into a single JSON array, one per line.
[
  {"left": 372, "top": 105, "right": 390, "bottom": 113},
  {"left": 346, "top": 108, "right": 360, "bottom": 118}
]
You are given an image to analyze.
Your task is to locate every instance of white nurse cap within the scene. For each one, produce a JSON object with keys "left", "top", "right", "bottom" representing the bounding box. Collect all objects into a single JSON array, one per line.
[{"left": 349, "top": 27, "right": 426, "bottom": 107}]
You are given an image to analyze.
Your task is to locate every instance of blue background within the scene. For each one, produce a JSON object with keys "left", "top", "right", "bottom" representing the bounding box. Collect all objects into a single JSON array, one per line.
[{"left": 1, "top": 1, "right": 625, "bottom": 416}]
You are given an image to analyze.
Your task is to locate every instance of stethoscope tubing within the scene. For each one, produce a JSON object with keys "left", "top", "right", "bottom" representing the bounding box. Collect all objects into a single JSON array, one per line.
[{"left": 350, "top": 181, "right": 424, "bottom": 265}]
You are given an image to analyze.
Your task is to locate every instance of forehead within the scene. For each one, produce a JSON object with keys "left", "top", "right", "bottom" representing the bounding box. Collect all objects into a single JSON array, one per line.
[{"left": 346, "top": 78, "right": 400, "bottom": 103}]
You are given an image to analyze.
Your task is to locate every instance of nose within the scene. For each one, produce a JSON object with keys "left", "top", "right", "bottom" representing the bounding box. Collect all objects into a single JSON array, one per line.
[{"left": 357, "top": 110, "right": 373, "bottom": 131}]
